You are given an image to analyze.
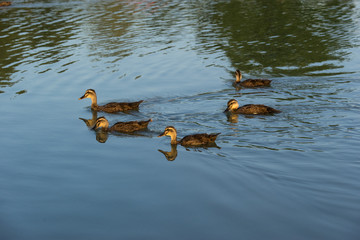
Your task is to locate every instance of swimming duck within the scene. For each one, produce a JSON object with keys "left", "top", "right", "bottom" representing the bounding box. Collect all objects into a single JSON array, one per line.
[
  {"left": 225, "top": 99, "right": 281, "bottom": 115},
  {"left": 94, "top": 116, "right": 152, "bottom": 133},
  {"left": 79, "top": 89, "right": 143, "bottom": 113},
  {"left": 0, "top": 1, "right": 11, "bottom": 7},
  {"left": 234, "top": 70, "right": 271, "bottom": 88},
  {"left": 158, "top": 126, "right": 220, "bottom": 147}
]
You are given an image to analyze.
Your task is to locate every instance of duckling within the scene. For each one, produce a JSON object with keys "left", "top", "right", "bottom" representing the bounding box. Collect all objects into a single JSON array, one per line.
[
  {"left": 158, "top": 126, "right": 220, "bottom": 147},
  {"left": 234, "top": 70, "right": 271, "bottom": 88},
  {"left": 94, "top": 116, "right": 152, "bottom": 133},
  {"left": 0, "top": 1, "right": 11, "bottom": 7},
  {"left": 79, "top": 89, "right": 143, "bottom": 113},
  {"left": 225, "top": 99, "right": 281, "bottom": 115}
]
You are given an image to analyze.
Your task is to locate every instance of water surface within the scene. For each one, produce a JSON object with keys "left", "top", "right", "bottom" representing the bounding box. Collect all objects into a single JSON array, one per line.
[{"left": 1, "top": 1, "right": 360, "bottom": 239}]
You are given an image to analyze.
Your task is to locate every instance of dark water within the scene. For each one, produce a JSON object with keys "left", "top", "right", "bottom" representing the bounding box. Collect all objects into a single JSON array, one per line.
[{"left": 1, "top": 0, "right": 360, "bottom": 239}]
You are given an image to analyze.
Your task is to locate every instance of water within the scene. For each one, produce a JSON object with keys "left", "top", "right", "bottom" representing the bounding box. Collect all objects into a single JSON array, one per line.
[{"left": 1, "top": 0, "right": 360, "bottom": 239}]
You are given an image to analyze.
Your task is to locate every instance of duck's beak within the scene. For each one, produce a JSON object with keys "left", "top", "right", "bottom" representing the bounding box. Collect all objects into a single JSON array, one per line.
[
  {"left": 158, "top": 149, "right": 166, "bottom": 154},
  {"left": 224, "top": 107, "right": 230, "bottom": 113},
  {"left": 158, "top": 131, "right": 166, "bottom": 137},
  {"left": 79, "top": 94, "right": 86, "bottom": 100},
  {"left": 79, "top": 117, "right": 87, "bottom": 122}
]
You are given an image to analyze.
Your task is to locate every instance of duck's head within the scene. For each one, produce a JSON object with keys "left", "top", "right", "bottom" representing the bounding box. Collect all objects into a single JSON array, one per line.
[
  {"left": 79, "top": 89, "right": 96, "bottom": 100},
  {"left": 235, "top": 70, "right": 242, "bottom": 83},
  {"left": 158, "top": 126, "right": 177, "bottom": 138},
  {"left": 93, "top": 116, "right": 109, "bottom": 130},
  {"left": 224, "top": 99, "right": 239, "bottom": 112}
]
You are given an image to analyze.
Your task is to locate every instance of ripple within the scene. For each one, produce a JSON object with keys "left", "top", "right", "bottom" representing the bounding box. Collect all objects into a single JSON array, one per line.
[{"left": 0, "top": 2, "right": 360, "bottom": 238}]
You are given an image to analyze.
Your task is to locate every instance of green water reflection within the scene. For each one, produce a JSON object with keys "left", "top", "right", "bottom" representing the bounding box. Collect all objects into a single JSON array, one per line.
[
  {"left": 1, "top": 0, "right": 358, "bottom": 93},
  {"left": 195, "top": 0, "right": 357, "bottom": 76}
]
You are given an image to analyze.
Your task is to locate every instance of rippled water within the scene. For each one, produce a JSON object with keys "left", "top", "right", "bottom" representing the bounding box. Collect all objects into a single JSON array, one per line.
[{"left": 1, "top": 1, "right": 360, "bottom": 239}]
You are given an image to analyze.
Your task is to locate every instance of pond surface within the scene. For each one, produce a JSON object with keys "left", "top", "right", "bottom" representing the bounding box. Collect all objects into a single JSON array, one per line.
[{"left": 1, "top": 0, "right": 360, "bottom": 239}]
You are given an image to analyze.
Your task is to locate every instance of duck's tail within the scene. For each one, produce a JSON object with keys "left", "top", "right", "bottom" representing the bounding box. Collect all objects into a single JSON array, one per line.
[
  {"left": 270, "top": 107, "right": 281, "bottom": 114},
  {"left": 133, "top": 100, "right": 144, "bottom": 108},
  {"left": 140, "top": 118, "right": 152, "bottom": 127},
  {"left": 210, "top": 133, "right": 221, "bottom": 141}
]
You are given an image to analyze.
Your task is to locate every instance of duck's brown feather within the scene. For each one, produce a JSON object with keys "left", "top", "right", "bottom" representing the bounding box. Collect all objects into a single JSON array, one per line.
[
  {"left": 109, "top": 119, "right": 151, "bottom": 133},
  {"left": 239, "top": 79, "right": 271, "bottom": 88},
  {"left": 233, "top": 104, "right": 281, "bottom": 115},
  {"left": 179, "top": 133, "right": 220, "bottom": 147},
  {"left": 0, "top": 2, "right": 11, "bottom": 7},
  {"left": 94, "top": 100, "right": 143, "bottom": 113}
]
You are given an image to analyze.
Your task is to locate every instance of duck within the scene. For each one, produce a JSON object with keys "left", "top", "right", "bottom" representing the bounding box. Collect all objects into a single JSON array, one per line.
[
  {"left": 93, "top": 116, "right": 152, "bottom": 133},
  {"left": 0, "top": 1, "right": 11, "bottom": 7},
  {"left": 158, "top": 126, "right": 220, "bottom": 147},
  {"left": 234, "top": 70, "right": 271, "bottom": 88},
  {"left": 79, "top": 89, "right": 143, "bottom": 113},
  {"left": 224, "top": 99, "right": 281, "bottom": 115}
]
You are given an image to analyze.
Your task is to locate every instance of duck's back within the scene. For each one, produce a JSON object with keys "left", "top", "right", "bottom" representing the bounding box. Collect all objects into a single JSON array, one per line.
[
  {"left": 0, "top": 2, "right": 11, "bottom": 7},
  {"left": 240, "top": 79, "right": 271, "bottom": 88},
  {"left": 98, "top": 100, "right": 144, "bottom": 113},
  {"left": 110, "top": 119, "right": 151, "bottom": 132},
  {"left": 180, "top": 133, "right": 220, "bottom": 146},
  {"left": 236, "top": 104, "right": 281, "bottom": 115}
]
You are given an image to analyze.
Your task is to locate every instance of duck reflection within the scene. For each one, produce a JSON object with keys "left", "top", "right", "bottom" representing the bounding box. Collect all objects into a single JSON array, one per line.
[
  {"left": 79, "top": 110, "right": 110, "bottom": 143},
  {"left": 95, "top": 130, "right": 109, "bottom": 143},
  {"left": 158, "top": 144, "right": 178, "bottom": 161},
  {"left": 79, "top": 109, "right": 98, "bottom": 128},
  {"left": 226, "top": 112, "right": 239, "bottom": 123}
]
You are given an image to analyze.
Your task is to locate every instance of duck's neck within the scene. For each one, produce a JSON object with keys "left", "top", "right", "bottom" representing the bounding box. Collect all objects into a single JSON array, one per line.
[
  {"left": 88, "top": 110, "right": 98, "bottom": 127},
  {"left": 169, "top": 132, "right": 178, "bottom": 145},
  {"left": 235, "top": 73, "right": 242, "bottom": 83},
  {"left": 90, "top": 95, "right": 98, "bottom": 108},
  {"left": 168, "top": 144, "right": 178, "bottom": 160}
]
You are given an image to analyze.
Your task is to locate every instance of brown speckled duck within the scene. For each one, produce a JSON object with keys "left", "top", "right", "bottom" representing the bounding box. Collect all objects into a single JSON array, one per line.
[
  {"left": 0, "top": 1, "right": 11, "bottom": 7},
  {"left": 234, "top": 70, "right": 271, "bottom": 88},
  {"left": 94, "top": 116, "right": 152, "bottom": 133},
  {"left": 158, "top": 126, "right": 220, "bottom": 147},
  {"left": 225, "top": 99, "right": 281, "bottom": 115},
  {"left": 79, "top": 89, "right": 143, "bottom": 113}
]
